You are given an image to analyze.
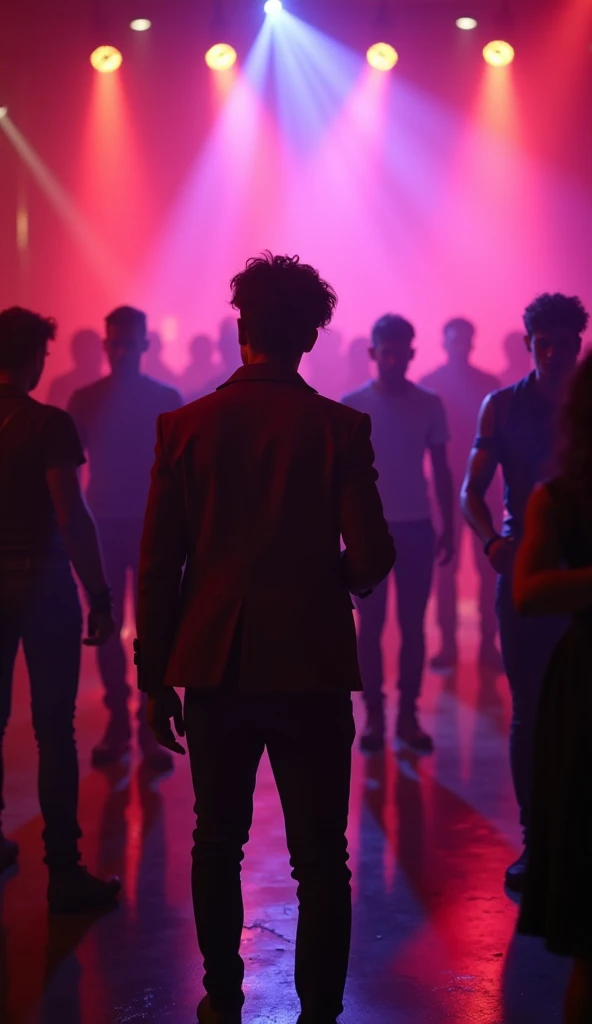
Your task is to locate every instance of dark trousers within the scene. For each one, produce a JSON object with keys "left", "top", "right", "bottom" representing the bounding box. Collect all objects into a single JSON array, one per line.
[
  {"left": 95, "top": 518, "right": 144, "bottom": 735},
  {"left": 0, "top": 564, "right": 82, "bottom": 867},
  {"left": 184, "top": 688, "right": 355, "bottom": 1019},
  {"left": 357, "top": 519, "right": 435, "bottom": 720},
  {"left": 436, "top": 520, "right": 497, "bottom": 652},
  {"left": 497, "top": 573, "right": 568, "bottom": 838}
]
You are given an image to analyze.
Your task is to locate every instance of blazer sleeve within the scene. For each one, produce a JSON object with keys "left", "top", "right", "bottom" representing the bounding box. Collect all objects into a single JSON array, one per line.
[
  {"left": 136, "top": 415, "right": 188, "bottom": 693},
  {"left": 339, "top": 413, "right": 396, "bottom": 596}
]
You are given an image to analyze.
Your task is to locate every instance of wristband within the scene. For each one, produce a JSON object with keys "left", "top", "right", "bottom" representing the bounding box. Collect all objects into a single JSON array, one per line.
[
  {"left": 484, "top": 535, "right": 502, "bottom": 557},
  {"left": 88, "top": 588, "right": 113, "bottom": 615}
]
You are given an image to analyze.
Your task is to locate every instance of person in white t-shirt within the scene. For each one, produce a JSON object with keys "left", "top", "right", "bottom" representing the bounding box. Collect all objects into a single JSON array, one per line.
[{"left": 342, "top": 314, "right": 454, "bottom": 754}]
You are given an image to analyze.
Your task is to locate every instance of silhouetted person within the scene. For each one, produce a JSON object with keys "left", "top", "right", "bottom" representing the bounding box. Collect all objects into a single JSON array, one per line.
[
  {"left": 136, "top": 253, "right": 395, "bottom": 1024},
  {"left": 343, "top": 315, "right": 454, "bottom": 755},
  {"left": 46, "top": 329, "right": 103, "bottom": 409},
  {"left": 514, "top": 352, "right": 592, "bottom": 1024},
  {"left": 461, "top": 293, "right": 587, "bottom": 894},
  {"left": 344, "top": 336, "right": 371, "bottom": 393},
  {"left": 67, "top": 306, "right": 182, "bottom": 771},
  {"left": 305, "top": 329, "right": 343, "bottom": 398},
  {"left": 194, "top": 317, "right": 242, "bottom": 397},
  {"left": 420, "top": 318, "right": 502, "bottom": 670},
  {"left": 0, "top": 307, "right": 120, "bottom": 912},
  {"left": 499, "top": 330, "right": 532, "bottom": 387},
  {"left": 179, "top": 333, "right": 213, "bottom": 401},
  {"left": 143, "top": 330, "right": 181, "bottom": 390}
]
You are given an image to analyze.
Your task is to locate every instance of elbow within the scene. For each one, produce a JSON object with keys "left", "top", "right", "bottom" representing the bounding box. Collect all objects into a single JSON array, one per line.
[{"left": 512, "top": 581, "right": 541, "bottom": 617}]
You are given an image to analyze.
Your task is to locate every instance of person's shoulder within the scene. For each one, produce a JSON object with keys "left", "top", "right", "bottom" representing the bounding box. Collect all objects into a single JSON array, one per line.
[
  {"left": 31, "top": 398, "right": 79, "bottom": 433},
  {"left": 418, "top": 365, "right": 446, "bottom": 390},
  {"left": 409, "top": 380, "right": 443, "bottom": 406},
  {"left": 68, "top": 377, "right": 107, "bottom": 405},
  {"left": 341, "top": 381, "right": 374, "bottom": 409},
  {"left": 470, "top": 365, "right": 502, "bottom": 391}
]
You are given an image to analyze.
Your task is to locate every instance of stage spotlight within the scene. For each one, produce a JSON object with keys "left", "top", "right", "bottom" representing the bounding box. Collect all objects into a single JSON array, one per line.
[
  {"left": 456, "top": 17, "right": 478, "bottom": 30},
  {"left": 90, "top": 45, "right": 123, "bottom": 73},
  {"left": 264, "top": 0, "right": 283, "bottom": 14},
  {"left": 483, "top": 39, "right": 515, "bottom": 66},
  {"left": 0, "top": 106, "right": 8, "bottom": 120},
  {"left": 205, "top": 43, "right": 238, "bottom": 71},
  {"left": 130, "top": 18, "right": 151, "bottom": 32},
  {"left": 366, "top": 42, "right": 398, "bottom": 72}
]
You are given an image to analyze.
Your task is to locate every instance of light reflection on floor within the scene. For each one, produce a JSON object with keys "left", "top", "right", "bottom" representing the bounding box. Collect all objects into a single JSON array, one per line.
[{"left": 1, "top": 598, "right": 570, "bottom": 1023}]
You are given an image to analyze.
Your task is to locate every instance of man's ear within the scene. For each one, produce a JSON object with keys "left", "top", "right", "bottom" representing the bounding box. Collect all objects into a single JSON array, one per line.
[
  {"left": 141, "top": 335, "right": 150, "bottom": 354},
  {"left": 408, "top": 346, "right": 416, "bottom": 363},
  {"left": 369, "top": 346, "right": 377, "bottom": 363},
  {"left": 524, "top": 333, "right": 532, "bottom": 353}
]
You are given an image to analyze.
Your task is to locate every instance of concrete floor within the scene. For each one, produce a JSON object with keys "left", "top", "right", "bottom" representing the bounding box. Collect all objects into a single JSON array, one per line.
[{"left": 0, "top": 589, "right": 569, "bottom": 1023}]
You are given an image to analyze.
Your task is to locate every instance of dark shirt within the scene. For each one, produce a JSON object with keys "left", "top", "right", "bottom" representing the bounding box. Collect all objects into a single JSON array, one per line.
[
  {"left": 0, "top": 384, "right": 85, "bottom": 566},
  {"left": 474, "top": 372, "right": 556, "bottom": 539},
  {"left": 67, "top": 374, "right": 182, "bottom": 521}
]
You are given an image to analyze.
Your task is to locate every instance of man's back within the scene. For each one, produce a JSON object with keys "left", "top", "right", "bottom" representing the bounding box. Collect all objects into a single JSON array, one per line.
[
  {"left": 138, "top": 364, "right": 394, "bottom": 693},
  {"left": 68, "top": 373, "right": 181, "bottom": 519}
]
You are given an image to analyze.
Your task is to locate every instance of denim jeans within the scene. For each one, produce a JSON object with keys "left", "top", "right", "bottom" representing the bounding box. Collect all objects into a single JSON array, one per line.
[
  {"left": 184, "top": 688, "right": 355, "bottom": 1020},
  {"left": 356, "top": 519, "right": 435, "bottom": 720},
  {"left": 496, "top": 572, "right": 568, "bottom": 838},
  {"left": 0, "top": 562, "right": 82, "bottom": 867}
]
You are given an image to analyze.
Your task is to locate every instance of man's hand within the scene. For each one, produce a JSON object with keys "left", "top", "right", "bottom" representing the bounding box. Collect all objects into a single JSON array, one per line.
[
  {"left": 146, "top": 689, "right": 186, "bottom": 755},
  {"left": 83, "top": 611, "right": 116, "bottom": 646},
  {"left": 436, "top": 530, "right": 455, "bottom": 567},
  {"left": 487, "top": 536, "right": 515, "bottom": 575}
]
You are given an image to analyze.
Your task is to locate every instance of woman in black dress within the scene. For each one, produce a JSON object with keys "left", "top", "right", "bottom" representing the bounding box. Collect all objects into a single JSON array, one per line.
[{"left": 513, "top": 352, "right": 592, "bottom": 1024}]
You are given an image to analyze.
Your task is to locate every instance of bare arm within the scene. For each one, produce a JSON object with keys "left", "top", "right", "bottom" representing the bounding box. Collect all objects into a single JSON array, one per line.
[
  {"left": 339, "top": 415, "right": 396, "bottom": 596},
  {"left": 513, "top": 485, "right": 592, "bottom": 616},
  {"left": 460, "top": 395, "right": 500, "bottom": 546},
  {"left": 430, "top": 443, "right": 454, "bottom": 564},
  {"left": 46, "top": 465, "right": 109, "bottom": 596}
]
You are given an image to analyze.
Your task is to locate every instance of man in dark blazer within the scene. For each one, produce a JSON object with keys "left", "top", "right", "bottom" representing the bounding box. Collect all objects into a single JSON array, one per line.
[{"left": 136, "top": 253, "right": 395, "bottom": 1024}]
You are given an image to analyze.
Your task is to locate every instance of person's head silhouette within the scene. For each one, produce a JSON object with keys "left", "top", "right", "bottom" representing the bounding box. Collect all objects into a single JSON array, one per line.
[
  {"left": 443, "top": 318, "right": 475, "bottom": 367},
  {"left": 104, "top": 306, "right": 148, "bottom": 378},
  {"left": 230, "top": 252, "right": 337, "bottom": 368}
]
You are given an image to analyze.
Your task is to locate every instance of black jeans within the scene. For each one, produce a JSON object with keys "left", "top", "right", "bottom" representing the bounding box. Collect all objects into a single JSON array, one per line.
[
  {"left": 357, "top": 519, "right": 435, "bottom": 720},
  {"left": 0, "top": 563, "right": 82, "bottom": 867},
  {"left": 496, "top": 572, "right": 568, "bottom": 838},
  {"left": 95, "top": 518, "right": 143, "bottom": 735},
  {"left": 184, "top": 688, "right": 355, "bottom": 1019}
]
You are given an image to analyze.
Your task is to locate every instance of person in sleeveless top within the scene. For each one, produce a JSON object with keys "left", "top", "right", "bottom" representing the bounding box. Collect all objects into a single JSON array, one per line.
[
  {"left": 514, "top": 352, "right": 592, "bottom": 1024},
  {"left": 461, "top": 293, "right": 588, "bottom": 893}
]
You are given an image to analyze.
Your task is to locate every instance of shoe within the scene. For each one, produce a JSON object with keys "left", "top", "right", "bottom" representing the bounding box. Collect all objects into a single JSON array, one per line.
[
  {"left": 505, "top": 848, "right": 529, "bottom": 894},
  {"left": 0, "top": 834, "right": 19, "bottom": 874},
  {"left": 430, "top": 648, "right": 457, "bottom": 672},
  {"left": 359, "top": 713, "right": 385, "bottom": 753},
  {"left": 197, "top": 995, "right": 242, "bottom": 1024},
  {"left": 479, "top": 642, "right": 504, "bottom": 673},
  {"left": 396, "top": 712, "right": 434, "bottom": 754},
  {"left": 48, "top": 865, "right": 121, "bottom": 914},
  {"left": 91, "top": 717, "right": 131, "bottom": 767}
]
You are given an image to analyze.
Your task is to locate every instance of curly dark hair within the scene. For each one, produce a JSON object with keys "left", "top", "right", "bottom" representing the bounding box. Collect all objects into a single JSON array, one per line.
[
  {"left": 557, "top": 351, "right": 592, "bottom": 497},
  {"left": 230, "top": 252, "right": 337, "bottom": 356},
  {"left": 523, "top": 293, "right": 589, "bottom": 337},
  {"left": 0, "top": 306, "right": 57, "bottom": 372}
]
